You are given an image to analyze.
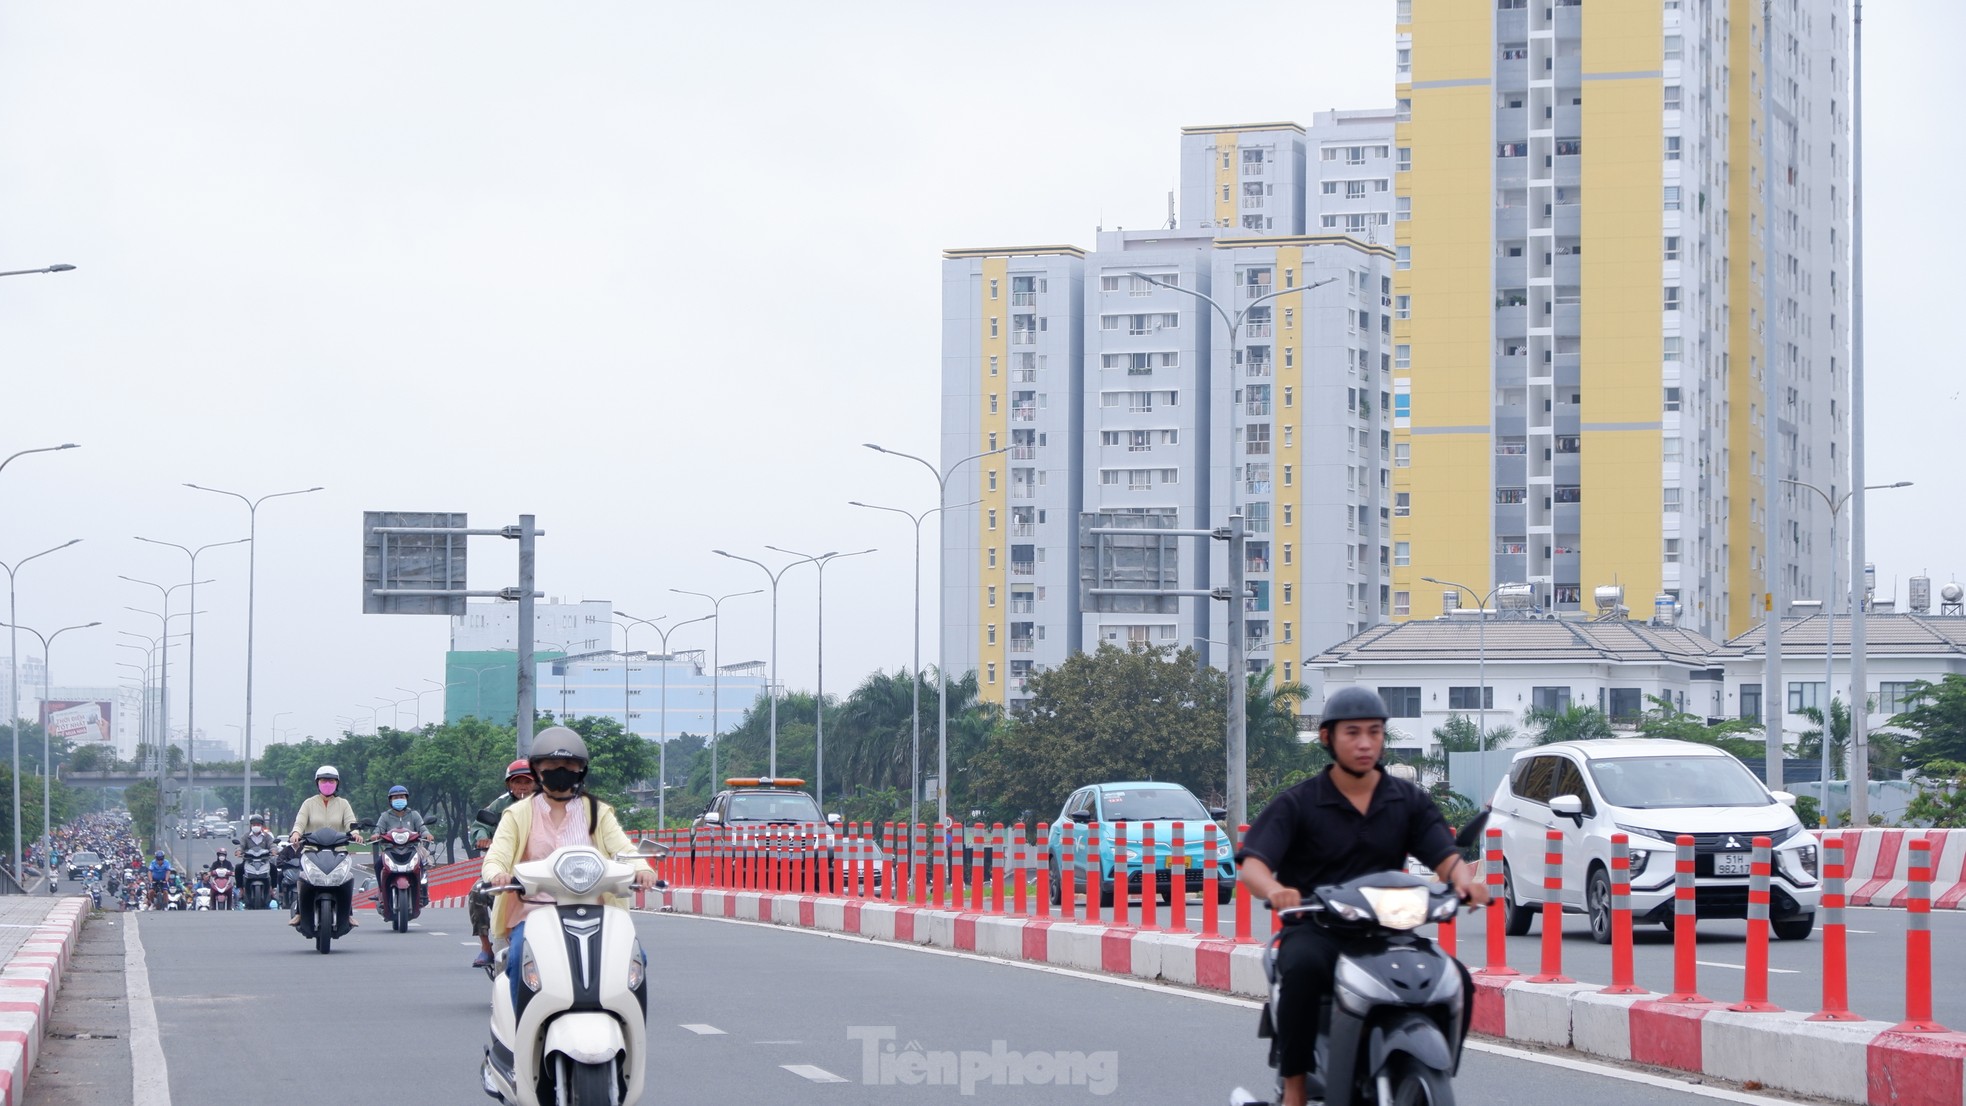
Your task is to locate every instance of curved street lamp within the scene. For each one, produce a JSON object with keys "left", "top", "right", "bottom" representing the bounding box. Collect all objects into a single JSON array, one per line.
[
  {"left": 669, "top": 588, "right": 761, "bottom": 786},
  {"left": 4, "top": 538, "right": 82, "bottom": 878},
  {"left": 712, "top": 549, "right": 831, "bottom": 778}
]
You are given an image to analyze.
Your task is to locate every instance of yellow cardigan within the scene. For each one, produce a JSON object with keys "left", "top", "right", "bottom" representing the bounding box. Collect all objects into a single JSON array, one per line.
[{"left": 482, "top": 794, "right": 633, "bottom": 938}]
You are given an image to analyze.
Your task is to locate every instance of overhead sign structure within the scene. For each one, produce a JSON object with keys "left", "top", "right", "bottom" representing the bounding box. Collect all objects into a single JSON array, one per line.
[{"left": 363, "top": 511, "right": 470, "bottom": 615}]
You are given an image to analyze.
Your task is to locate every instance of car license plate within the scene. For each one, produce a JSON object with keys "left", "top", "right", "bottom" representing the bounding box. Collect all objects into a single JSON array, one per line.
[{"left": 1714, "top": 852, "right": 1750, "bottom": 876}]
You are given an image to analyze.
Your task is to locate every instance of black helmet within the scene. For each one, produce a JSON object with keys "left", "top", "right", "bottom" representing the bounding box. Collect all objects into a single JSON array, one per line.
[{"left": 1318, "top": 687, "right": 1390, "bottom": 731}]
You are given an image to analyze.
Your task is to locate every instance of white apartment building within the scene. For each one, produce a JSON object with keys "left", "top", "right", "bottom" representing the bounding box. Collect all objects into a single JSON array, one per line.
[{"left": 1308, "top": 108, "right": 1400, "bottom": 242}]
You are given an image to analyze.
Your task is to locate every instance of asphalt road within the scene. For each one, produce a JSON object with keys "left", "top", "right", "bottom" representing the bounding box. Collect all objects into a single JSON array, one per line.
[{"left": 79, "top": 901, "right": 1829, "bottom": 1106}]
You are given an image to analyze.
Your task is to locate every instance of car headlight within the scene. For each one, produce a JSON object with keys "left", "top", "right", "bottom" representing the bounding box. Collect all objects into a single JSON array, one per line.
[
  {"left": 1360, "top": 885, "right": 1430, "bottom": 930},
  {"left": 626, "top": 939, "right": 647, "bottom": 990},
  {"left": 520, "top": 943, "right": 541, "bottom": 992},
  {"left": 1614, "top": 823, "right": 1675, "bottom": 846},
  {"left": 1628, "top": 849, "right": 1651, "bottom": 872},
  {"left": 554, "top": 851, "right": 606, "bottom": 895},
  {"left": 1122, "top": 849, "right": 1140, "bottom": 863},
  {"left": 1217, "top": 842, "right": 1233, "bottom": 858}
]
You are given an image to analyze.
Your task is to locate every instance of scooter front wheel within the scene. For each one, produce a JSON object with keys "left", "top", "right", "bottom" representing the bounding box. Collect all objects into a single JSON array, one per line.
[
  {"left": 1387, "top": 1053, "right": 1454, "bottom": 1106},
  {"left": 315, "top": 899, "right": 334, "bottom": 954},
  {"left": 555, "top": 1053, "right": 619, "bottom": 1106}
]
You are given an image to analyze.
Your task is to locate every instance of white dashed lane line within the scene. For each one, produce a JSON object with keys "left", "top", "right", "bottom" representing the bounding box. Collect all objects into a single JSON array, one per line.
[
  {"left": 1696, "top": 959, "right": 1801, "bottom": 974},
  {"left": 782, "top": 1064, "right": 848, "bottom": 1084},
  {"left": 679, "top": 1024, "right": 726, "bottom": 1035}
]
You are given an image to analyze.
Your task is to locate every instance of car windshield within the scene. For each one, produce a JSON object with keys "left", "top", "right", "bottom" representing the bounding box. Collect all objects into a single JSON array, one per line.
[
  {"left": 1100, "top": 788, "right": 1208, "bottom": 821},
  {"left": 726, "top": 792, "right": 825, "bottom": 824},
  {"left": 71, "top": 852, "right": 101, "bottom": 866},
  {"left": 1585, "top": 755, "right": 1774, "bottom": 809}
]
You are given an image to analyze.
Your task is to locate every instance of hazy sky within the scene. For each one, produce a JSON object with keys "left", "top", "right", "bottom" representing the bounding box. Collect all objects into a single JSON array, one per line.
[{"left": 0, "top": 2, "right": 1958, "bottom": 752}]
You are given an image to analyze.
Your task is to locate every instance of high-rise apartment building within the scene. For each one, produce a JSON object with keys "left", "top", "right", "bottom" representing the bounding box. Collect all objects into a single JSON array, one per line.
[
  {"left": 1391, "top": 0, "right": 1848, "bottom": 637},
  {"left": 1308, "top": 108, "right": 1400, "bottom": 242},
  {"left": 944, "top": 124, "right": 1394, "bottom": 707}
]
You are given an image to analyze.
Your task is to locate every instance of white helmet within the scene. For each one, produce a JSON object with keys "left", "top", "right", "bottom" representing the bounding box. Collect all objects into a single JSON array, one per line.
[{"left": 314, "top": 764, "right": 340, "bottom": 781}]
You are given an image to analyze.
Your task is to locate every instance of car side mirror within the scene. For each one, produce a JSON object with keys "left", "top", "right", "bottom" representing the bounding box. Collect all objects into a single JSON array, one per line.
[
  {"left": 1770, "top": 790, "right": 1797, "bottom": 808},
  {"left": 1548, "top": 794, "right": 1585, "bottom": 823},
  {"left": 1207, "top": 806, "right": 1228, "bottom": 821},
  {"left": 827, "top": 813, "right": 843, "bottom": 826},
  {"left": 1067, "top": 810, "right": 1092, "bottom": 824},
  {"left": 702, "top": 811, "right": 723, "bottom": 825}
]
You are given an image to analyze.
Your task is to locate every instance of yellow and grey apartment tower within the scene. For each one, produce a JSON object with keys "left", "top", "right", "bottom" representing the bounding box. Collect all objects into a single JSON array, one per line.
[{"left": 1391, "top": 0, "right": 1850, "bottom": 637}]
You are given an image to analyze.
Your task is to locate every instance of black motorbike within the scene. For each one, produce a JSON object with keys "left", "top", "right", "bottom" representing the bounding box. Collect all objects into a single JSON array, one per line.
[
  {"left": 293, "top": 824, "right": 370, "bottom": 954},
  {"left": 1233, "top": 872, "right": 1469, "bottom": 1106},
  {"left": 375, "top": 823, "right": 438, "bottom": 933},
  {"left": 236, "top": 841, "right": 276, "bottom": 910}
]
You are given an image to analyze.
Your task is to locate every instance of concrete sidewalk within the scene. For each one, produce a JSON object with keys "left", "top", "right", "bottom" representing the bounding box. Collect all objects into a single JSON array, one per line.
[{"left": 0, "top": 897, "right": 90, "bottom": 1106}]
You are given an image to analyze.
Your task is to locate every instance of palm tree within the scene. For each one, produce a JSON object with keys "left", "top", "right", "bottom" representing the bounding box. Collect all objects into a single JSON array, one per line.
[
  {"left": 1795, "top": 697, "right": 1851, "bottom": 779},
  {"left": 1525, "top": 702, "right": 1615, "bottom": 745}
]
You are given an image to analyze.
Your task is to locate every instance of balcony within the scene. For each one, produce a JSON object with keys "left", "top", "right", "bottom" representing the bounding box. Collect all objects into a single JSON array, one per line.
[
  {"left": 1241, "top": 283, "right": 1273, "bottom": 300},
  {"left": 1245, "top": 322, "right": 1273, "bottom": 338},
  {"left": 1010, "top": 330, "right": 1037, "bottom": 346},
  {"left": 1011, "top": 291, "right": 1037, "bottom": 306},
  {"left": 1246, "top": 558, "right": 1270, "bottom": 574},
  {"left": 1010, "top": 485, "right": 1037, "bottom": 499},
  {"left": 1010, "top": 406, "right": 1037, "bottom": 422},
  {"left": 1245, "top": 441, "right": 1271, "bottom": 456},
  {"left": 1010, "top": 524, "right": 1035, "bottom": 538},
  {"left": 1010, "top": 445, "right": 1037, "bottom": 459},
  {"left": 1242, "top": 196, "right": 1266, "bottom": 209},
  {"left": 1245, "top": 362, "right": 1273, "bottom": 379},
  {"left": 1246, "top": 400, "right": 1272, "bottom": 416},
  {"left": 1244, "top": 481, "right": 1272, "bottom": 495},
  {"left": 1009, "top": 637, "right": 1035, "bottom": 653},
  {"left": 1010, "top": 562, "right": 1036, "bottom": 577},
  {"left": 1243, "top": 159, "right": 1266, "bottom": 176}
]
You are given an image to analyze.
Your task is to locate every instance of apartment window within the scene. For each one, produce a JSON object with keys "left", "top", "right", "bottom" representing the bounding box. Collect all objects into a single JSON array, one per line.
[
  {"left": 1282, "top": 583, "right": 1293, "bottom": 605},
  {"left": 1663, "top": 437, "right": 1682, "bottom": 463},
  {"left": 1663, "top": 336, "right": 1682, "bottom": 362},
  {"left": 1532, "top": 686, "right": 1572, "bottom": 713},
  {"left": 1664, "top": 85, "right": 1682, "bottom": 111},
  {"left": 1396, "top": 196, "right": 1411, "bottom": 222},
  {"left": 1394, "top": 490, "right": 1411, "bottom": 514},
  {"left": 986, "top": 624, "right": 997, "bottom": 646},
  {"left": 987, "top": 508, "right": 997, "bottom": 530},
  {"left": 1320, "top": 181, "right": 1338, "bottom": 195},
  {"left": 1788, "top": 681, "right": 1825, "bottom": 713},
  {"left": 1394, "top": 541, "right": 1410, "bottom": 567},
  {"left": 1282, "top": 464, "right": 1293, "bottom": 487},
  {"left": 1283, "top": 386, "right": 1293, "bottom": 407},
  {"left": 1396, "top": 147, "right": 1411, "bottom": 172},
  {"left": 1664, "top": 35, "right": 1683, "bottom": 61},
  {"left": 1394, "top": 444, "right": 1411, "bottom": 469},
  {"left": 1395, "top": 99, "right": 1411, "bottom": 122},
  {"left": 1448, "top": 687, "right": 1494, "bottom": 710},
  {"left": 1663, "top": 286, "right": 1681, "bottom": 311},
  {"left": 1394, "top": 344, "right": 1411, "bottom": 370},
  {"left": 1664, "top": 186, "right": 1682, "bottom": 211},
  {"left": 1664, "top": 236, "right": 1680, "bottom": 261},
  {"left": 1665, "top": 135, "right": 1682, "bottom": 161},
  {"left": 1379, "top": 687, "right": 1423, "bottom": 718},
  {"left": 1663, "top": 487, "right": 1682, "bottom": 512},
  {"left": 1282, "top": 543, "right": 1293, "bottom": 566},
  {"left": 986, "top": 663, "right": 997, "bottom": 685},
  {"left": 1739, "top": 683, "right": 1762, "bottom": 722},
  {"left": 1392, "top": 591, "right": 1411, "bottom": 616},
  {"left": 989, "top": 317, "right": 999, "bottom": 337},
  {"left": 986, "top": 547, "right": 998, "bottom": 568},
  {"left": 1664, "top": 537, "right": 1681, "bottom": 563},
  {"left": 987, "top": 585, "right": 997, "bottom": 607},
  {"left": 1880, "top": 682, "right": 1915, "bottom": 714},
  {"left": 1396, "top": 246, "right": 1411, "bottom": 271},
  {"left": 989, "top": 279, "right": 999, "bottom": 300},
  {"left": 1395, "top": 295, "right": 1411, "bottom": 319},
  {"left": 1664, "top": 386, "right": 1681, "bottom": 412},
  {"left": 1345, "top": 179, "right": 1368, "bottom": 199},
  {"left": 987, "top": 469, "right": 999, "bottom": 491}
]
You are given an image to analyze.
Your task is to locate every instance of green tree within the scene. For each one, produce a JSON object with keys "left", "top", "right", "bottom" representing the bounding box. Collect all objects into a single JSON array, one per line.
[
  {"left": 1904, "top": 759, "right": 1966, "bottom": 828},
  {"left": 1524, "top": 702, "right": 1616, "bottom": 745},
  {"left": 1633, "top": 694, "right": 1760, "bottom": 759},
  {"left": 1795, "top": 698, "right": 1852, "bottom": 778},
  {"left": 1886, "top": 676, "right": 1966, "bottom": 770}
]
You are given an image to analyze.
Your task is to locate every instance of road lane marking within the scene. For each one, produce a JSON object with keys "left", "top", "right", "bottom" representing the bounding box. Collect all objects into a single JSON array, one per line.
[
  {"left": 679, "top": 1024, "right": 726, "bottom": 1035},
  {"left": 1847, "top": 929, "right": 1875, "bottom": 934},
  {"left": 1696, "top": 960, "right": 1800, "bottom": 974},
  {"left": 782, "top": 1064, "right": 847, "bottom": 1083},
  {"left": 652, "top": 910, "right": 1818, "bottom": 1101},
  {"left": 126, "top": 917, "right": 173, "bottom": 1106}
]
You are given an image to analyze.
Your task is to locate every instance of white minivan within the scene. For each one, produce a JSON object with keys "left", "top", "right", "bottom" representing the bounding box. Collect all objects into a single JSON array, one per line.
[{"left": 1486, "top": 738, "right": 1821, "bottom": 942}]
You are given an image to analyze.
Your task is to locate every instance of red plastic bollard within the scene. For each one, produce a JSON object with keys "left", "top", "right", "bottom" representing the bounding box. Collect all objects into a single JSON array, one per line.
[
  {"left": 1602, "top": 834, "right": 1644, "bottom": 994},
  {"left": 1809, "top": 836, "right": 1859, "bottom": 1020},
  {"left": 1530, "top": 829, "right": 1572, "bottom": 983},
  {"left": 912, "top": 824, "right": 928, "bottom": 906},
  {"left": 1169, "top": 822, "right": 1188, "bottom": 933},
  {"left": 1235, "top": 824, "right": 1254, "bottom": 943},
  {"left": 1663, "top": 834, "right": 1708, "bottom": 1002},
  {"left": 1202, "top": 823, "right": 1222, "bottom": 938},
  {"left": 1111, "top": 823, "right": 1131, "bottom": 927},
  {"left": 1060, "top": 823, "right": 1077, "bottom": 921},
  {"left": 931, "top": 824, "right": 947, "bottom": 908},
  {"left": 990, "top": 823, "right": 1007, "bottom": 914},
  {"left": 1033, "top": 823, "right": 1050, "bottom": 918},
  {"left": 1480, "top": 827, "right": 1517, "bottom": 975},
  {"left": 1011, "top": 823, "right": 1026, "bottom": 915},
  {"left": 1085, "top": 823, "right": 1104, "bottom": 924},
  {"left": 1729, "top": 836, "right": 1780, "bottom": 1012},
  {"left": 969, "top": 823, "right": 986, "bottom": 912},
  {"left": 881, "top": 822, "right": 896, "bottom": 902},
  {"left": 1895, "top": 838, "right": 1947, "bottom": 1033},
  {"left": 1138, "top": 823, "right": 1159, "bottom": 931}
]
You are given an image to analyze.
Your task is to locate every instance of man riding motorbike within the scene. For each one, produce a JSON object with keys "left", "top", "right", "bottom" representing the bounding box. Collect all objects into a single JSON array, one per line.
[
  {"left": 372, "top": 784, "right": 433, "bottom": 914},
  {"left": 289, "top": 765, "right": 363, "bottom": 926},
  {"left": 1235, "top": 687, "right": 1489, "bottom": 1106},
  {"left": 470, "top": 759, "right": 536, "bottom": 969},
  {"left": 480, "top": 727, "right": 660, "bottom": 1005}
]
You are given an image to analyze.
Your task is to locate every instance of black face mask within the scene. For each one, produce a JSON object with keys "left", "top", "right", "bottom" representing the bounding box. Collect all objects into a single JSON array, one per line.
[{"left": 538, "top": 766, "right": 585, "bottom": 794}]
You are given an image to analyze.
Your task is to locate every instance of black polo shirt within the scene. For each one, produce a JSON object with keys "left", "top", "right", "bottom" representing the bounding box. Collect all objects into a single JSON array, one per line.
[{"left": 1236, "top": 768, "right": 1456, "bottom": 893}]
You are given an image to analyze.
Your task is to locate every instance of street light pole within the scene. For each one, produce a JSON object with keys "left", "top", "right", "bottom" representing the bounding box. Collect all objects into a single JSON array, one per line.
[
  {"left": 619, "top": 612, "right": 713, "bottom": 827},
  {"left": 1847, "top": 0, "right": 1873, "bottom": 824},
  {"left": 713, "top": 550, "right": 830, "bottom": 779},
  {"left": 863, "top": 442, "right": 1009, "bottom": 825},
  {"left": 123, "top": 593, "right": 201, "bottom": 849},
  {"left": 0, "top": 264, "right": 75, "bottom": 278},
  {"left": 767, "top": 546, "right": 875, "bottom": 812},
  {"left": 135, "top": 536, "right": 250, "bottom": 820},
  {"left": 671, "top": 588, "right": 760, "bottom": 788},
  {"left": 1781, "top": 478, "right": 1910, "bottom": 826},
  {"left": 184, "top": 483, "right": 323, "bottom": 855},
  {"left": 5, "top": 538, "right": 82, "bottom": 881},
  {"left": 1423, "top": 576, "right": 1503, "bottom": 795},
  {"left": 0, "top": 620, "right": 101, "bottom": 886},
  {"left": 850, "top": 500, "right": 975, "bottom": 826}
]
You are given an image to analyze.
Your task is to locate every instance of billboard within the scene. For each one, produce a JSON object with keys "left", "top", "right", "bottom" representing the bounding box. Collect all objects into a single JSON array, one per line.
[{"left": 43, "top": 700, "right": 114, "bottom": 743}]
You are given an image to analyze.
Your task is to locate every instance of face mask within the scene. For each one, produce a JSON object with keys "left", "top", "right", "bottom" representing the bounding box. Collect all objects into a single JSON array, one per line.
[
  {"left": 391, "top": 798, "right": 407, "bottom": 811},
  {"left": 538, "top": 766, "right": 584, "bottom": 794},
  {"left": 318, "top": 781, "right": 337, "bottom": 796}
]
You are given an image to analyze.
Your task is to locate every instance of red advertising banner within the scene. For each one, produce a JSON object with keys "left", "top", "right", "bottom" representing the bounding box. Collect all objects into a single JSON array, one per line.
[{"left": 42, "top": 700, "right": 114, "bottom": 742}]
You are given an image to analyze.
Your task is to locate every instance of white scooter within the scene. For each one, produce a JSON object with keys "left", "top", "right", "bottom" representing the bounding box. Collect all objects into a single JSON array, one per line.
[
  {"left": 194, "top": 886, "right": 213, "bottom": 911},
  {"left": 480, "top": 840, "right": 665, "bottom": 1106}
]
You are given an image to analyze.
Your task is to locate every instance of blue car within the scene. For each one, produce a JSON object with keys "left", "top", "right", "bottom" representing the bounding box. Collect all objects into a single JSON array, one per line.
[{"left": 1046, "top": 781, "right": 1236, "bottom": 907}]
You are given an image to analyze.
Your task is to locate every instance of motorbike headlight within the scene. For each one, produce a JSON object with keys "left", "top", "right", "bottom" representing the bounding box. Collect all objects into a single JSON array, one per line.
[
  {"left": 1359, "top": 885, "right": 1430, "bottom": 930},
  {"left": 520, "top": 943, "right": 541, "bottom": 992},
  {"left": 626, "top": 939, "right": 647, "bottom": 990},
  {"left": 1326, "top": 898, "right": 1372, "bottom": 923},
  {"left": 1428, "top": 894, "right": 1460, "bottom": 922},
  {"left": 553, "top": 851, "right": 606, "bottom": 896}
]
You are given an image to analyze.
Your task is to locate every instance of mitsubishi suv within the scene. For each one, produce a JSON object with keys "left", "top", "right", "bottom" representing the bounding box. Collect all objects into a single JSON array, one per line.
[{"left": 1486, "top": 739, "right": 1820, "bottom": 942}]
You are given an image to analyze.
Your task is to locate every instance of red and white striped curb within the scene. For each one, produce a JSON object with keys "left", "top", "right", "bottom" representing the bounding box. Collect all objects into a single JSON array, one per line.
[
  {"left": 0, "top": 898, "right": 90, "bottom": 1106},
  {"left": 1837, "top": 830, "right": 1966, "bottom": 909},
  {"left": 651, "top": 887, "right": 1966, "bottom": 1106}
]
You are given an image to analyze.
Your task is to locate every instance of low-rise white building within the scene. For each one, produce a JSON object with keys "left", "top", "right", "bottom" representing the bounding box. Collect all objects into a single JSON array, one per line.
[{"left": 1713, "top": 611, "right": 1966, "bottom": 748}]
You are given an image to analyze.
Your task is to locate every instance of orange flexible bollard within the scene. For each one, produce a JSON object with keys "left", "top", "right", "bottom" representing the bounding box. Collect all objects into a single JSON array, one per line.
[
  {"left": 1084, "top": 823, "right": 1103, "bottom": 924},
  {"left": 1033, "top": 823, "right": 1050, "bottom": 918},
  {"left": 912, "top": 823, "right": 928, "bottom": 906},
  {"left": 1480, "top": 826, "right": 1517, "bottom": 975},
  {"left": 1530, "top": 829, "right": 1571, "bottom": 983},
  {"left": 990, "top": 823, "right": 1006, "bottom": 914},
  {"left": 1234, "top": 824, "right": 1253, "bottom": 943},
  {"left": 970, "top": 823, "right": 986, "bottom": 912},
  {"left": 1202, "top": 823, "right": 1221, "bottom": 938},
  {"left": 1060, "top": 824, "right": 1077, "bottom": 921},
  {"left": 1663, "top": 834, "right": 1707, "bottom": 1002},
  {"left": 1809, "top": 836, "right": 1859, "bottom": 1020},
  {"left": 1011, "top": 823, "right": 1027, "bottom": 915},
  {"left": 1895, "top": 838, "right": 1947, "bottom": 1033},
  {"left": 1730, "top": 836, "right": 1780, "bottom": 1012},
  {"left": 931, "top": 824, "right": 947, "bottom": 908},
  {"left": 1602, "top": 834, "right": 1644, "bottom": 994},
  {"left": 1139, "top": 823, "right": 1159, "bottom": 932},
  {"left": 1111, "top": 823, "right": 1131, "bottom": 927},
  {"left": 1169, "top": 823, "right": 1187, "bottom": 934}
]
